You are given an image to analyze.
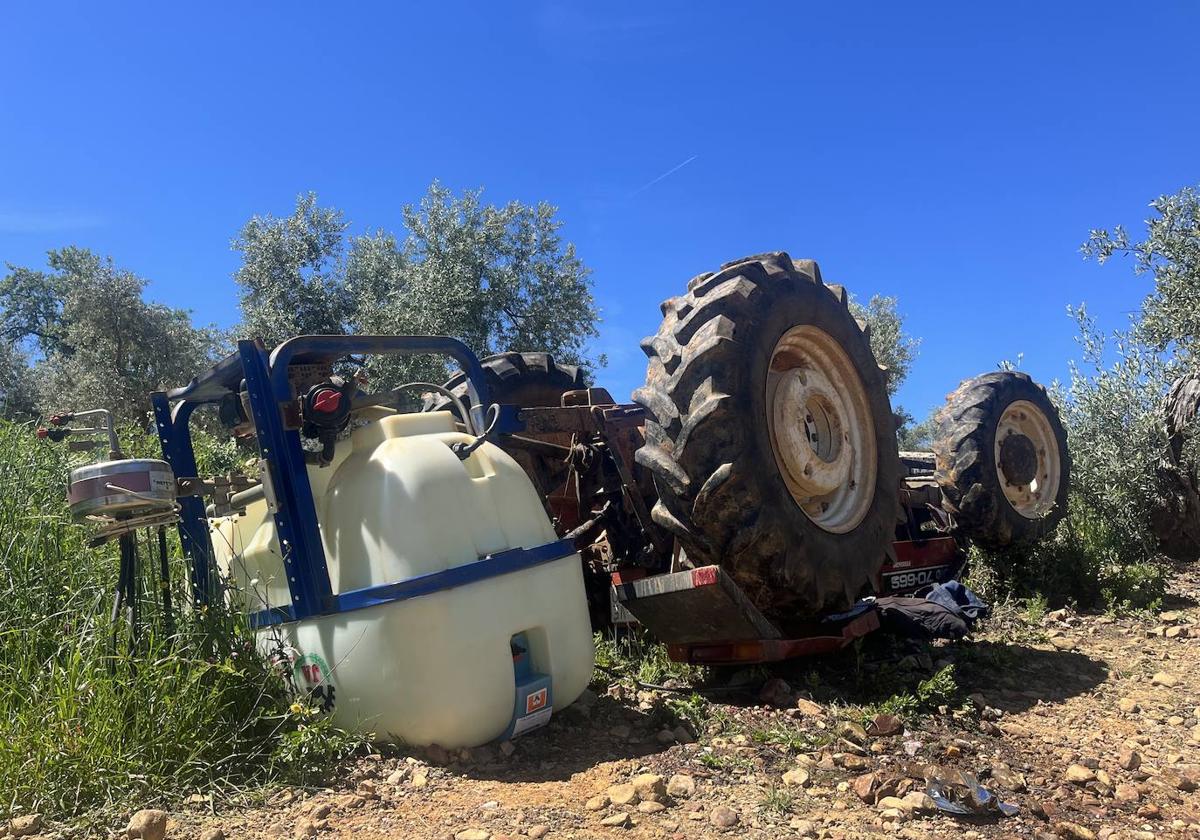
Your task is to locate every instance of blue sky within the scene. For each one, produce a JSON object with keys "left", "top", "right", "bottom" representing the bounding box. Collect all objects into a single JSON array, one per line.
[{"left": 1, "top": 2, "right": 1197, "bottom": 418}]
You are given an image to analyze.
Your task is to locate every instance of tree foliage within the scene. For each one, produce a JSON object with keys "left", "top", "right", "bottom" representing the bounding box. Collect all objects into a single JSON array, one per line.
[
  {"left": 0, "top": 248, "right": 223, "bottom": 422},
  {"left": 0, "top": 342, "right": 36, "bottom": 418},
  {"left": 1068, "top": 185, "right": 1200, "bottom": 535},
  {"left": 0, "top": 183, "right": 598, "bottom": 421},
  {"left": 848, "top": 292, "right": 921, "bottom": 451},
  {"left": 233, "top": 183, "right": 600, "bottom": 390},
  {"left": 232, "top": 194, "right": 351, "bottom": 346},
  {"left": 1057, "top": 304, "right": 1173, "bottom": 551},
  {"left": 977, "top": 184, "right": 1200, "bottom": 609},
  {"left": 896, "top": 410, "right": 937, "bottom": 451},
  {"left": 1083, "top": 186, "right": 1200, "bottom": 360},
  {"left": 849, "top": 294, "right": 919, "bottom": 398}
]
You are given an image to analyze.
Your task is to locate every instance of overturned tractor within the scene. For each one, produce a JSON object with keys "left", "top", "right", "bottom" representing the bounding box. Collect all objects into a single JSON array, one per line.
[
  {"left": 425, "top": 252, "right": 1071, "bottom": 630},
  {"left": 44, "top": 251, "right": 1072, "bottom": 746}
]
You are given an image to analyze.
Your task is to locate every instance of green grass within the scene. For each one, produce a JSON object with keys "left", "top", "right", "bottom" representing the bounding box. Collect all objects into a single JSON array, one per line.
[
  {"left": 0, "top": 421, "right": 364, "bottom": 823},
  {"left": 861, "top": 664, "right": 960, "bottom": 721},
  {"left": 965, "top": 496, "right": 1169, "bottom": 612},
  {"left": 747, "top": 725, "right": 828, "bottom": 753},
  {"left": 1022, "top": 593, "right": 1049, "bottom": 625},
  {"left": 758, "top": 786, "right": 795, "bottom": 815},
  {"left": 697, "top": 751, "right": 753, "bottom": 771},
  {"left": 593, "top": 628, "right": 702, "bottom": 687}
]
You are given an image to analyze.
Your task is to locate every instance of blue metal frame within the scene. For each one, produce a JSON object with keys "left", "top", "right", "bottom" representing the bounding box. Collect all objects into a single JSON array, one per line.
[
  {"left": 249, "top": 539, "right": 577, "bottom": 628},
  {"left": 155, "top": 334, "right": 567, "bottom": 627},
  {"left": 151, "top": 391, "right": 215, "bottom": 603},
  {"left": 238, "top": 339, "right": 334, "bottom": 620}
]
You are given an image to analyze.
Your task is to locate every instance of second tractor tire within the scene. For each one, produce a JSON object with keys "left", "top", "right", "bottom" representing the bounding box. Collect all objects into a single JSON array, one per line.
[
  {"left": 932, "top": 371, "right": 1070, "bottom": 548},
  {"left": 633, "top": 252, "right": 901, "bottom": 620},
  {"left": 428, "top": 351, "right": 586, "bottom": 416}
]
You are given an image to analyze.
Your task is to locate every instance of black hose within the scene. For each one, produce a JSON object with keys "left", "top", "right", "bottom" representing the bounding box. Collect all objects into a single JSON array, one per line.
[
  {"left": 109, "top": 533, "right": 138, "bottom": 671},
  {"left": 451, "top": 404, "right": 500, "bottom": 460},
  {"left": 158, "top": 526, "right": 174, "bottom": 637},
  {"left": 130, "top": 532, "right": 141, "bottom": 648}
]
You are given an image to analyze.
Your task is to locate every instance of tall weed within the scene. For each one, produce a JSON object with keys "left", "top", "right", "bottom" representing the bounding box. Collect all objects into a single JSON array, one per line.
[{"left": 0, "top": 421, "right": 360, "bottom": 822}]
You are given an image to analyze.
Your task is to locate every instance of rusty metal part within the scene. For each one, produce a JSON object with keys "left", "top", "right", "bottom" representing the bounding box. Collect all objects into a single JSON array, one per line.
[
  {"left": 504, "top": 399, "right": 662, "bottom": 559},
  {"left": 563, "top": 387, "right": 616, "bottom": 406},
  {"left": 519, "top": 406, "right": 600, "bottom": 435},
  {"left": 900, "top": 483, "right": 942, "bottom": 510},
  {"left": 517, "top": 403, "right": 647, "bottom": 436},
  {"left": 899, "top": 450, "right": 935, "bottom": 476},
  {"left": 603, "top": 425, "right": 670, "bottom": 557},
  {"left": 563, "top": 500, "right": 614, "bottom": 542},
  {"left": 500, "top": 434, "right": 573, "bottom": 459},
  {"left": 177, "top": 472, "right": 259, "bottom": 518},
  {"left": 478, "top": 382, "right": 668, "bottom": 627}
]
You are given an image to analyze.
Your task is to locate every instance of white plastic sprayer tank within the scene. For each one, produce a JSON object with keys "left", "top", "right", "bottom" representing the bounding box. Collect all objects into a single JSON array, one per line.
[{"left": 209, "top": 410, "right": 594, "bottom": 747}]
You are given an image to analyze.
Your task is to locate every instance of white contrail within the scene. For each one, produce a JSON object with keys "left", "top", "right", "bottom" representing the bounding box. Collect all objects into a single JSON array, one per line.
[{"left": 629, "top": 155, "right": 698, "bottom": 197}]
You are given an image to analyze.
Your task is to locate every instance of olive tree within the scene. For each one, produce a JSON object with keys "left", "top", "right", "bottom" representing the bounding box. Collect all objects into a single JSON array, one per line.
[
  {"left": 896, "top": 411, "right": 937, "bottom": 451},
  {"left": 0, "top": 248, "right": 223, "bottom": 422},
  {"left": 1073, "top": 185, "right": 1200, "bottom": 566},
  {"left": 0, "top": 342, "right": 36, "bottom": 418},
  {"left": 1084, "top": 186, "right": 1200, "bottom": 360},
  {"left": 233, "top": 183, "right": 601, "bottom": 391},
  {"left": 1057, "top": 304, "right": 1172, "bottom": 547},
  {"left": 981, "top": 184, "right": 1200, "bottom": 608},
  {"left": 232, "top": 193, "right": 351, "bottom": 347},
  {"left": 1075, "top": 185, "right": 1200, "bottom": 503},
  {"left": 847, "top": 292, "right": 922, "bottom": 450},
  {"left": 849, "top": 294, "right": 919, "bottom": 397}
]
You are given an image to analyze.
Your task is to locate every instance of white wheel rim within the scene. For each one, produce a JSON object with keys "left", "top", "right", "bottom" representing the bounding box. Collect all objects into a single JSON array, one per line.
[
  {"left": 994, "top": 399, "right": 1062, "bottom": 519},
  {"left": 765, "top": 325, "right": 877, "bottom": 534}
]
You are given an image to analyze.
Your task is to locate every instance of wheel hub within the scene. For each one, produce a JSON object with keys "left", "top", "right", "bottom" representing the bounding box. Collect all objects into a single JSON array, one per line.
[
  {"left": 771, "top": 368, "right": 852, "bottom": 497},
  {"left": 766, "top": 325, "right": 877, "bottom": 534},
  {"left": 993, "top": 400, "right": 1063, "bottom": 519},
  {"left": 998, "top": 433, "right": 1038, "bottom": 486}
]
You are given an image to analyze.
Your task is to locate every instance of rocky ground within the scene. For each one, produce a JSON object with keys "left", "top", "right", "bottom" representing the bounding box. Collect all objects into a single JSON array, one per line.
[{"left": 14, "top": 566, "right": 1200, "bottom": 840}]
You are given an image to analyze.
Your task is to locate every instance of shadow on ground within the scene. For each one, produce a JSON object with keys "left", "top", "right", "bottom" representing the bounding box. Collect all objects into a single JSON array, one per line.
[
  {"left": 627, "top": 627, "right": 1114, "bottom": 720},
  {"left": 764, "top": 632, "right": 1109, "bottom": 715},
  {"left": 444, "top": 632, "right": 1108, "bottom": 784},
  {"left": 431, "top": 693, "right": 678, "bottom": 783}
]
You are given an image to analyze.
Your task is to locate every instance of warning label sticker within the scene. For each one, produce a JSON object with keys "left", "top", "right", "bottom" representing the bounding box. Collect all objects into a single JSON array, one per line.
[
  {"left": 511, "top": 706, "right": 553, "bottom": 737},
  {"left": 525, "top": 687, "right": 548, "bottom": 715}
]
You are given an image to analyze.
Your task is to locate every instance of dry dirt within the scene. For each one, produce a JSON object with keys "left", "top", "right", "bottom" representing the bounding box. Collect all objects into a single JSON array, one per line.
[{"left": 102, "top": 567, "right": 1200, "bottom": 839}]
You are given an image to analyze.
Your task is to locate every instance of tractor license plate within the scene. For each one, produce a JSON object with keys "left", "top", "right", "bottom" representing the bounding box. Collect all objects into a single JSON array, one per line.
[{"left": 879, "top": 537, "right": 963, "bottom": 596}]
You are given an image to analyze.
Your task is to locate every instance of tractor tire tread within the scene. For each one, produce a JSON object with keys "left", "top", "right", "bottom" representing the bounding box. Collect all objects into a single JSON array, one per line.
[
  {"left": 635, "top": 251, "right": 900, "bottom": 619},
  {"left": 932, "top": 371, "right": 1070, "bottom": 548}
]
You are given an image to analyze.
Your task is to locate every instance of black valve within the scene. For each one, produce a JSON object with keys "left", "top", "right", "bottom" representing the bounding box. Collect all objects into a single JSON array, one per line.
[
  {"left": 300, "top": 376, "right": 355, "bottom": 465},
  {"left": 218, "top": 390, "right": 247, "bottom": 430},
  {"left": 36, "top": 426, "right": 69, "bottom": 442}
]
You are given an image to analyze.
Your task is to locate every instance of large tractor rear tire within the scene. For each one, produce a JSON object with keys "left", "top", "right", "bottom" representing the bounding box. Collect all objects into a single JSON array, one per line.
[
  {"left": 633, "top": 252, "right": 901, "bottom": 620},
  {"left": 932, "top": 371, "right": 1070, "bottom": 547}
]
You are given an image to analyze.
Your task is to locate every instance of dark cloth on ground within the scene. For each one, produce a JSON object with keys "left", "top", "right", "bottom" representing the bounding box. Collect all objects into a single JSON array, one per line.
[
  {"left": 874, "top": 596, "right": 970, "bottom": 639},
  {"left": 924, "top": 580, "right": 991, "bottom": 625}
]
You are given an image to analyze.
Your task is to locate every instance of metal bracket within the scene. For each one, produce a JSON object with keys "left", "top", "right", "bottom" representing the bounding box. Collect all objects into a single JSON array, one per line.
[
  {"left": 239, "top": 339, "right": 332, "bottom": 621},
  {"left": 150, "top": 392, "right": 215, "bottom": 604}
]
